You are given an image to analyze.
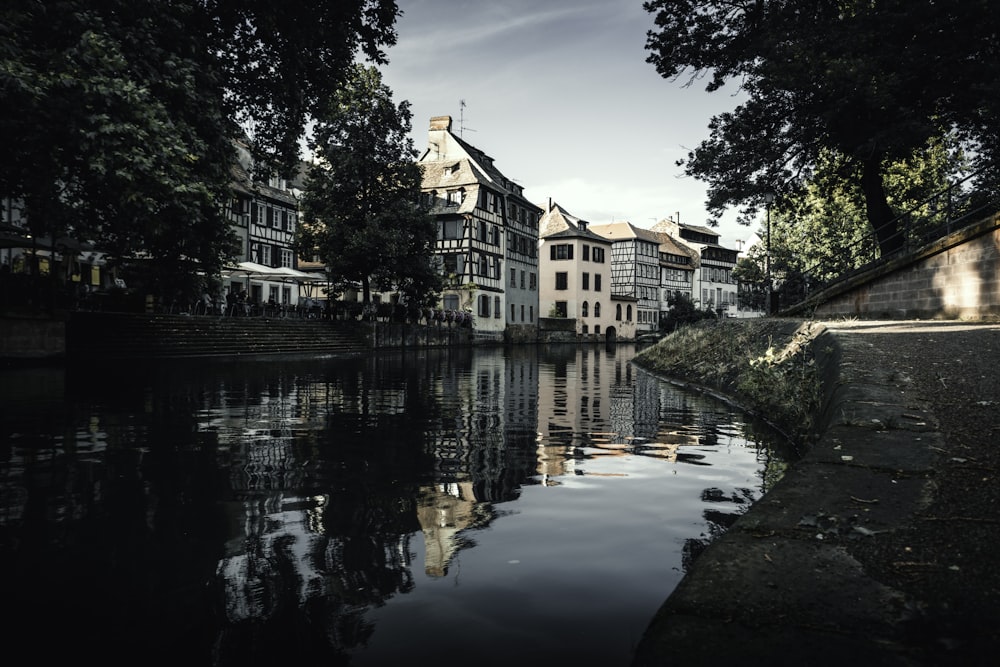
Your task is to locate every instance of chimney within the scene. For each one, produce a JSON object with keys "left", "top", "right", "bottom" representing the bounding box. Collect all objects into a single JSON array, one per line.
[{"left": 429, "top": 116, "right": 452, "bottom": 131}]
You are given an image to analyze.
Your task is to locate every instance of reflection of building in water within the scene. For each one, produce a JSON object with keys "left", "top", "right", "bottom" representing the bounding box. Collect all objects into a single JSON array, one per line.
[
  {"left": 416, "top": 481, "right": 494, "bottom": 577},
  {"left": 535, "top": 347, "right": 723, "bottom": 477},
  {"left": 416, "top": 347, "right": 539, "bottom": 574},
  {"left": 208, "top": 369, "right": 419, "bottom": 659},
  {"left": 536, "top": 347, "right": 666, "bottom": 480}
]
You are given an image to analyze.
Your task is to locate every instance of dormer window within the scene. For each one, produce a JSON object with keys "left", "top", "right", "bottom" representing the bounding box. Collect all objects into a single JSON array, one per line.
[{"left": 446, "top": 163, "right": 460, "bottom": 177}]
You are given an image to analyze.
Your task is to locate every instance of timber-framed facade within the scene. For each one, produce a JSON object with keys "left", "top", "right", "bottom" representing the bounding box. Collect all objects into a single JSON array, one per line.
[{"left": 419, "top": 116, "right": 541, "bottom": 341}]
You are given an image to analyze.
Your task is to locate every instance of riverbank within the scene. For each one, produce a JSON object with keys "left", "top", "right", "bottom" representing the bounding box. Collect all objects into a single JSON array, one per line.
[{"left": 631, "top": 318, "right": 1000, "bottom": 666}]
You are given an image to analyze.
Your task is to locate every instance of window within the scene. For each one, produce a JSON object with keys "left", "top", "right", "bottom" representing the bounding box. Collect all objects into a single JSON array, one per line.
[
  {"left": 447, "top": 189, "right": 464, "bottom": 206},
  {"left": 592, "top": 247, "right": 605, "bottom": 263},
  {"left": 594, "top": 302, "right": 601, "bottom": 317},
  {"left": 521, "top": 304, "right": 525, "bottom": 321},
  {"left": 260, "top": 244, "right": 272, "bottom": 266},
  {"left": 582, "top": 301, "right": 589, "bottom": 317},
  {"left": 530, "top": 305, "right": 534, "bottom": 322},
  {"left": 616, "top": 304, "right": 622, "bottom": 320},
  {"left": 582, "top": 272, "right": 590, "bottom": 290},
  {"left": 494, "top": 296, "right": 501, "bottom": 318},
  {"left": 511, "top": 304, "right": 516, "bottom": 321},
  {"left": 595, "top": 325, "right": 600, "bottom": 335},
  {"left": 555, "top": 272, "right": 568, "bottom": 290},
  {"left": 582, "top": 244, "right": 590, "bottom": 261},
  {"left": 550, "top": 244, "right": 573, "bottom": 260},
  {"left": 444, "top": 294, "right": 459, "bottom": 310},
  {"left": 280, "top": 248, "right": 293, "bottom": 268},
  {"left": 441, "top": 219, "right": 462, "bottom": 239},
  {"left": 595, "top": 273, "right": 602, "bottom": 292},
  {"left": 478, "top": 295, "right": 490, "bottom": 317},
  {"left": 530, "top": 273, "right": 537, "bottom": 290},
  {"left": 520, "top": 270, "right": 525, "bottom": 289},
  {"left": 443, "top": 253, "right": 465, "bottom": 276},
  {"left": 510, "top": 268, "right": 517, "bottom": 287},
  {"left": 627, "top": 305, "right": 632, "bottom": 321},
  {"left": 555, "top": 301, "right": 567, "bottom": 317}
]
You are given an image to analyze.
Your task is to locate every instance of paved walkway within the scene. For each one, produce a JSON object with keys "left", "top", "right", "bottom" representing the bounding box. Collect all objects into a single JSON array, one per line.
[{"left": 633, "top": 320, "right": 1000, "bottom": 666}]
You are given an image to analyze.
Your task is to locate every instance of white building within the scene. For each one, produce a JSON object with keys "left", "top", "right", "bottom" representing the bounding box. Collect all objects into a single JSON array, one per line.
[{"left": 537, "top": 201, "right": 621, "bottom": 340}]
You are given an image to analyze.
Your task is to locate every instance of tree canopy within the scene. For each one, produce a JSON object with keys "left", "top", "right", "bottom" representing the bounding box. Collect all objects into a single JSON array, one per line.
[
  {"left": 644, "top": 0, "right": 1000, "bottom": 256},
  {"left": 1, "top": 0, "right": 399, "bottom": 296},
  {"left": 298, "top": 65, "right": 440, "bottom": 312}
]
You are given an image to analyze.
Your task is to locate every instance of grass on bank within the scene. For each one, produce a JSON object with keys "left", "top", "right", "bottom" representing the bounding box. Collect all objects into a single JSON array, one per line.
[{"left": 633, "top": 318, "right": 825, "bottom": 447}]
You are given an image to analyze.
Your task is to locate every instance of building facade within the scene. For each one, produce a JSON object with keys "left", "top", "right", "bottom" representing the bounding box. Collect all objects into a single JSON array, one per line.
[
  {"left": 657, "top": 234, "right": 697, "bottom": 312},
  {"left": 224, "top": 141, "right": 302, "bottom": 308},
  {"left": 587, "top": 222, "right": 662, "bottom": 334},
  {"left": 537, "top": 201, "right": 618, "bottom": 340},
  {"left": 652, "top": 219, "right": 739, "bottom": 317},
  {"left": 419, "top": 116, "right": 541, "bottom": 341}
]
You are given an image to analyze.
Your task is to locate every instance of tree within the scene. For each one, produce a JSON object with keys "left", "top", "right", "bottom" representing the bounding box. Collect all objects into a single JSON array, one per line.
[
  {"left": 743, "top": 138, "right": 964, "bottom": 308},
  {"left": 0, "top": 1, "right": 399, "bottom": 297},
  {"left": 298, "top": 65, "right": 440, "bottom": 312},
  {"left": 644, "top": 0, "right": 1000, "bottom": 257}
]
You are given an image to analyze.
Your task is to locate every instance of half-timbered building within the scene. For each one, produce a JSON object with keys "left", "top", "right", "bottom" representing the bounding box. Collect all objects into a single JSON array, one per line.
[
  {"left": 587, "top": 221, "right": 662, "bottom": 334},
  {"left": 225, "top": 141, "right": 300, "bottom": 308},
  {"left": 652, "top": 218, "right": 739, "bottom": 316},
  {"left": 419, "top": 116, "right": 542, "bottom": 341}
]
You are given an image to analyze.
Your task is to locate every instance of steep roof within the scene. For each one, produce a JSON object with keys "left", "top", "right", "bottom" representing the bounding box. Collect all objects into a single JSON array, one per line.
[
  {"left": 587, "top": 221, "right": 662, "bottom": 244},
  {"left": 537, "top": 201, "right": 609, "bottom": 243},
  {"left": 419, "top": 116, "right": 539, "bottom": 211}
]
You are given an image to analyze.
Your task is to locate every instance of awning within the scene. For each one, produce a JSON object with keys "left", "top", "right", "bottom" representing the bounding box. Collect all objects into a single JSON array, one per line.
[{"left": 222, "top": 262, "right": 324, "bottom": 283}]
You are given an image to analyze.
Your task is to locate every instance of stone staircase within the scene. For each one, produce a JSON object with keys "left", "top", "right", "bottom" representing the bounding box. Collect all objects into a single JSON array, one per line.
[{"left": 66, "top": 311, "right": 369, "bottom": 363}]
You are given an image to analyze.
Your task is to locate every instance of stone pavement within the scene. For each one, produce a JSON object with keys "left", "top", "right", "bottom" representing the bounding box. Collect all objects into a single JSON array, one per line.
[{"left": 632, "top": 320, "right": 1000, "bottom": 666}]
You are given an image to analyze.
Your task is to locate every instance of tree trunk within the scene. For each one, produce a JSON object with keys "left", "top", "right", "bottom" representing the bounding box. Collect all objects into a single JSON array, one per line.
[
  {"left": 861, "top": 157, "right": 905, "bottom": 257},
  {"left": 362, "top": 274, "right": 372, "bottom": 307}
]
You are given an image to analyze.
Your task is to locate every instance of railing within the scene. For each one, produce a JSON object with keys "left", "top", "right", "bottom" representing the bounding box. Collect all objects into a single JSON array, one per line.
[{"left": 782, "top": 169, "right": 1000, "bottom": 307}]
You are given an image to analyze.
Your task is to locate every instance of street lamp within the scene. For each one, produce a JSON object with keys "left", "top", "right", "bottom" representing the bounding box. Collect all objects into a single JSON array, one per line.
[{"left": 763, "top": 192, "right": 775, "bottom": 315}]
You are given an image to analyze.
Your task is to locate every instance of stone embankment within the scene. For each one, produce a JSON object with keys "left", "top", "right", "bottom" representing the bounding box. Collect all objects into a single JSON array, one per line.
[{"left": 632, "top": 318, "right": 1000, "bottom": 666}]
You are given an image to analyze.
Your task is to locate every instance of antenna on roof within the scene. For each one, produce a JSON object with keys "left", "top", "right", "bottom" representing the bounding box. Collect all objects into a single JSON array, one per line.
[{"left": 458, "top": 99, "right": 476, "bottom": 137}]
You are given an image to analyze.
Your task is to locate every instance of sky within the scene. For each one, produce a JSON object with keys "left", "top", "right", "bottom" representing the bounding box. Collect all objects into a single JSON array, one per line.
[{"left": 375, "top": 0, "right": 758, "bottom": 249}]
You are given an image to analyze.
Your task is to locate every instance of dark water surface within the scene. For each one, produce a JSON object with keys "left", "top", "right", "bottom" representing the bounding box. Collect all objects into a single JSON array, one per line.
[{"left": 1, "top": 345, "right": 790, "bottom": 666}]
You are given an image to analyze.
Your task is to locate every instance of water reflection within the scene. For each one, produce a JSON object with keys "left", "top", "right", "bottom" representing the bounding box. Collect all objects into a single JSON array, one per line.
[{"left": 0, "top": 345, "right": 790, "bottom": 666}]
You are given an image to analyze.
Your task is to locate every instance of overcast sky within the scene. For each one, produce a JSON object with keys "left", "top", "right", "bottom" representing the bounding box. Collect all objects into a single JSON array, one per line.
[{"left": 375, "top": 0, "right": 757, "bottom": 248}]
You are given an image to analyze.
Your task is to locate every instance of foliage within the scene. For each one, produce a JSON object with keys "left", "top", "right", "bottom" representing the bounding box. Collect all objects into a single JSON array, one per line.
[
  {"left": 659, "top": 291, "right": 716, "bottom": 333},
  {"left": 298, "top": 64, "right": 441, "bottom": 308},
  {"left": 732, "top": 257, "right": 766, "bottom": 312},
  {"left": 0, "top": 0, "right": 399, "bottom": 298},
  {"left": 644, "top": 0, "right": 1000, "bottom": 256},
  {"left": 636, "top": 319, "right": 823, "bottom": 446},
  {"left": 743, "top": 139, "right": 966, "bottom": 307}
]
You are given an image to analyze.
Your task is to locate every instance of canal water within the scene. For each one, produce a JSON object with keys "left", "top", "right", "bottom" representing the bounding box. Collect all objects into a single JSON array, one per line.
[{"left": 0, "top": 344, "right": 791, "bottom": 666}]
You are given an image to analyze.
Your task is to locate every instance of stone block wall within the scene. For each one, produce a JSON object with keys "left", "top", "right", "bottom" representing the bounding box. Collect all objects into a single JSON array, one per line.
[{"left": 807, "top": 214, "right": 1000, "bottom": 320}]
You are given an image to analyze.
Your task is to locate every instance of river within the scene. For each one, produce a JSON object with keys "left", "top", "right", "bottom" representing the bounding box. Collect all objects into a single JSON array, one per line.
[{"left": 0, "top": 344, "right": 791, "bottom": 666}]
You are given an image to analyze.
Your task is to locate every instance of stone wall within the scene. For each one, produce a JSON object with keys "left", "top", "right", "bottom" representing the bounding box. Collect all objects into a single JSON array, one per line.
[
  {"left": 0, "top": 316, "right": 65, "bottom": 363},
  {"left": 367, "top": 321, "right": 472, "bottom": 348},
  {"left": 800, "top": 213, "right": 1000, "bottom": 320}
]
